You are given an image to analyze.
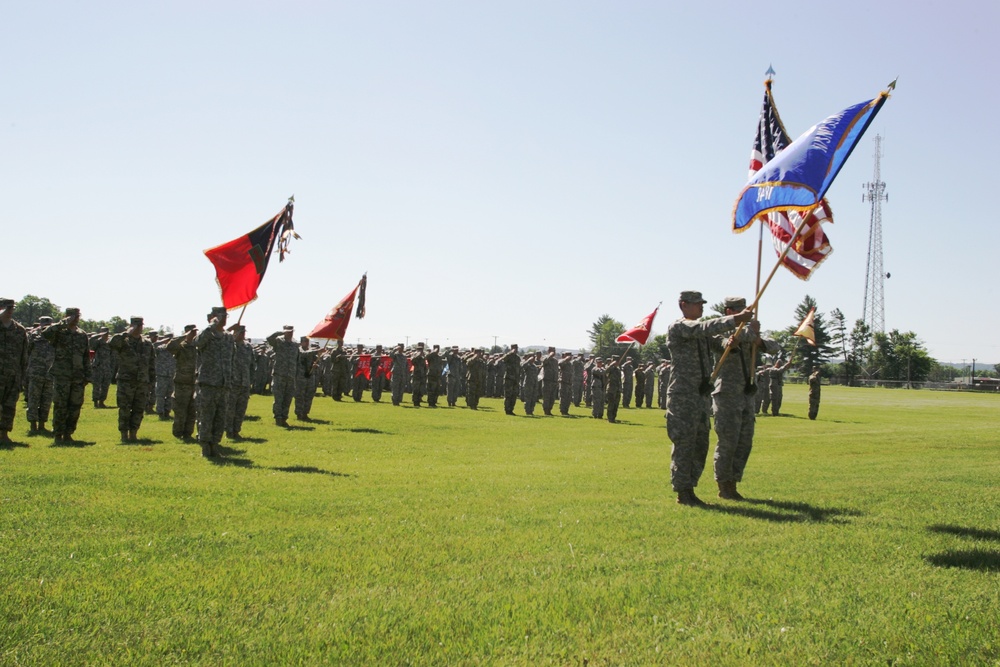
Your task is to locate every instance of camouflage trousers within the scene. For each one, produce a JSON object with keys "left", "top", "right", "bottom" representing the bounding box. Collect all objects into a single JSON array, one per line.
[
  {"left": 25, "top": 374, "right": 53, "bottom": 424},
  {"left": 465, "top": 381, "right": 481, "bottom": 409},
  {"left": 666, "top": 393, "right": 712, "bottom": 492},
  {"left": 411, "top": 376, "right": 426, "bottom": 407},
  {"left": 606, "top": 388, "right": 620, "bottom": 422},
  {"left": 155, "top": 375, "right": 174, "bottom": 416},
  {"left": 808, "top": 388, "right": 821, "bottom": 420},
  {"left": 503, "top": 378, "right": 518, "bottom": 414},
  {"left": 172, "top": 382, "right": 196, "bottom": 438},
  {"left": 352, "top": 375, "right": 367, "bottom": 403},
  {"left": 371, "top": 375, "right": 385, "bottom": 403},
  {"left": 91, "top": 367, "right": 112, "bottom": 404},
  {"left": 770, "top": 386, "right": 783, "bottom": 416},
  {"left": 757, "top": 384, "right": 770, "bottom": 414},
  {"left": 271, "top": 375, "right": 294, "bottom": 420},
  {"left": 522, "top": 382, "right": 538, "bottom": 415},
  {"left": 0, "top": 374, "right": 20, "bottom": 432},
  {"left": 712, "top": 393, "right": 756, "bottom": 483},
  {"left": 426, "top": 376, "right": 440, "bottom": 407},
  {"left": 541, "top": 380, "right": 558, "bottom": 415},
  {"left": 227, "top": 385, "right": 250, "bottom": 435},
  {"left": 197, "top": 384, "right": 228, "bottom": 445},
  {"left": 446, "top": 375, "right": 460, "bottom": 406},
  {"left": 644, "top": 384, "right": 655, "bottom": 409},
  {"left": 390, "top": 375, "right": 406, "bottom": 406},
  {"left": 295, "top": 374, "right": 317, "bottom": 418},
  {"left": 572, "top": 378, "right": 583, "bottom": 407},
  {"left": 622, "top": 382, "right": 633, "bottom": 408},
  {"left": 116, "top": 380, "right": 149, "bottom": 433},
  {"left": 52, "top": 378, "right": 86, "bottom": 437},
  {"left": 559, "top": 383, "right": 572, "bottom": 415},
  {"left": 591, "top": 385, "right": 605, "bottom": 419},
  {"left": 328, "top": 371, "right": 348, "bottom": 401}
]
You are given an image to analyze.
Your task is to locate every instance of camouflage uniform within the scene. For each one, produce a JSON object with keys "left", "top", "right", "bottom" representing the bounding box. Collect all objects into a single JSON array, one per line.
[
  {"left": 167, "top": 328, "right": 198, "bottom": 439},
  {"left": 657, "top": 361, "right": 671, "bottom": 410},
  {"left": 501, "top": 347, "right": 520, "bottom": 415},
  {"left": 589, "top": 362, "right": 606, "bottom": 419},
  {"left": 520, "top": 355, "right": 540, "bottom": 416},
  {"left": 425, "top": 346, "right": 443, "bottom": 407},
  {"left": 109, "top": 324, "right": 155, "bottom": 440},
  {"left": 390, "top": 347, "right": 409, "bottom": 406},
  {"left": 267, "top": 330, "right": 299, "bottom": 424},
  {"left": 571, "top": 355, "right": 584, "bottom": 407},
  {"left": 25, "top": 323, "right": 55, "bottom": 431},
  {"left": 0, "top": 309, "right": 29, "bottom": 437},
  {"left": 326, "top": 343, "right": 348, "bottom": 401},
  {"left": 808, "top": 370, "right": 821, "bottom": 420},
  {"left": 350, "top": 346, "right": 368, "bottom": 403},
  {"left": 633, "top": 365, "right": 646, "bottom": 409},
  {"left": 755, "top": 367, "right": 770, "bottom": 414},
  {"left": 464, "top": 351, "right": 486, "bottom": 409},
  {"left": 767, "top": 359, "right": 792, "bottom": 416},
  {"left": 621, "top": 359, "right": 634, "bottom": 408},
  {"left": 444, "top": 348, "right": 462, "bottom": 407},
  {"left": 89, "top": 332, "right": 112, "bottom": 407},
  {"left": 410, "top": 347, "right": 427, "bottom": 407},
  {"left": 605, "top": 361, "right": 622, "bottom": 423},
  {"left": 540, "top": 351, "right": 558, "bottom": 416},
  {"left": 643, "top": 362, "right": 656, "bottom": 408},
  {"left": 558, "top": 354, "right": 573, "bottom": 416},
  {"left": 153, "top": 339, "right": 176, "bottom": 418},
  {"left": 294, "top": 344, "right": 321, "bottom": 420},
  {"left": 227, "top": 334, "right": 254, "bottom": 436},
  {"left": 41, "top": 313, "right": 92, "bottom": 441},
  {"left": 666, "top": 300, "right": 742, "bottom": 494},
  {"left": 370, "top": 347, "right": 386, "bottom": 403},
  {"left": 195, "top": 319, "right": 234, "bottom": 456}
]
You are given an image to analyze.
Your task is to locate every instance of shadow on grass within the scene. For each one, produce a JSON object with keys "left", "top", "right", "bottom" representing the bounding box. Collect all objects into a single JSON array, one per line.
[
  {"left": 707, "top": 498, "right": 863, "bottom": 524},
  {"left": 268, "top": 465, "right": 352, "bottom": 478},
  {"left": 925, "top": 549, "right": 1000, "bottom": 572},
  {"left": 229, "top": 436, "right": 268, "bottom": 444},
  {"left": 296, "top": 417, "right": 332, "bottom": 425},
  {"left": 242, "top": 415, "right": 261, "bottom": 422},
  {"left": 281, "top": 424, "right": 315, "bottom": 432},
  {"left": 51, "top": 439, "right": 97, "bottom": 448},
  {"left": 927, "top": 525, "right": 1000, "bottom": 541},
  {"left": 208, "top": 456, "right": 254, "bottom": 468},
  {"left": 333, "top": 427, "right": 390, "bottom": 435},
  {"left": 1, "top": 439, "right": 31, "bottom": 449}
]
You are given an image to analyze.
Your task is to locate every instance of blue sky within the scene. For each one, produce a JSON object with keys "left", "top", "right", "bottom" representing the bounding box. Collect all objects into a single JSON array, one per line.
[{"left": 4, "top": 1, "right": 997, "bottom": 363}]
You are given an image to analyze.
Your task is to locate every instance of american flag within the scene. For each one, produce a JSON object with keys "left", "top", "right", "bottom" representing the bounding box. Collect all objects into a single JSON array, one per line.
[{"left": 741, "top": 80, "right": 833, "bottom": 280}]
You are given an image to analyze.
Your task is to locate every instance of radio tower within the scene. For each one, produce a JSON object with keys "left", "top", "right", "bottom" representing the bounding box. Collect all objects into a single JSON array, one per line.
[{"left": 862, "top": 134, "right": 888, "bottom": 334}]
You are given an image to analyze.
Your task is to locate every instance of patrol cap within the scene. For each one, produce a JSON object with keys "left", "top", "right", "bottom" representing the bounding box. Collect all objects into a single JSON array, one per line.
[
  {"left": 231, "top": 324, "right": 245, "bottom": 334},
  {"left": 183, "top": 324, "right": 197, "bottom": 333},
  {"left": 723, "top": 296, "right": 746, "bottom": 311},
  {"left": 311, "top": 342, "right": 320, "bottom": 349},
  {"left": 130, "top": 316, "right": 144, "bottom": 327},
  {"left": 39, "top": 316, "right": 54, "bottom": 325},
  {"left": 0, "top": 297, "right": 14, "bottom": 308},
  {"left": 679, "top": 290, "right": 707, "bottom": 304},
  {"left": 65, "top": 307, "right": 81, "bottom": 316},
  {"left": 98, "top": 326, "right": 109, "bottom": 333},
  {"left": 300, "top": 336, "right": 309, "bottom": 343},
  {"left": 283, "top": 325, "right": 295, "bottom": 332},
  {"left": 210, "top": 307, "right": 227, "bottom": 318}
]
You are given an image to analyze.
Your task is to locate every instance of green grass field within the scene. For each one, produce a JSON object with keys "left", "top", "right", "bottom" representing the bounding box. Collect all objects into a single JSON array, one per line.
[{"left": 2, "top": 385, "right": 998, "bottom": 666}]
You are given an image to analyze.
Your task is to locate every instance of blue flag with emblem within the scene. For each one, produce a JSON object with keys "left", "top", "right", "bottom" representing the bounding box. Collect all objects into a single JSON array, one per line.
[{"left": 733, "top": 88, "right": 891, "bottom": 231}]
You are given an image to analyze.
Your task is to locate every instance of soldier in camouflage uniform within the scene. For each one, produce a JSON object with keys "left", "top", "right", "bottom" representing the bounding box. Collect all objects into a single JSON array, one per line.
[
  {"left": 643, "top": 362, "right": 656, "bottom": 408},
  {"left": 657, "top": 360, "right": 671, "bottom": 410},
  {"left": 710, "top": 297, "right": 781, "bottom": 501},
  {"left": 666, "top": 291, "right": 752, "bottom": 507},
  {"left": 444, "top": 345, "right": 462, "bottom": 407},
  {"left": 350, "top": 344, "right": 368, "bottom": 402},
  {"left": 605, "top": 358, "right": 622, "bottom": 424},
  {"left": 227, "top": 325, "right": 254, "bottom": 438},
  {"left": 766, "top": 357, "right": 793, "bottom": 416},
  {"left": 109, "top": 317, "right": 155, "bottom": 442},
  {"left": 410, "top": 343, "right": 428, "bottom": 407},
  {"left": 325, "top": 339, "right": 348, "bottom": 401},
  {"left": 41, "top": 307, "right": 92, "bottom": 443},
  {"left": 633, "top": 363, "right": 646, "bottom": 409},
  {"left": 426, "top": 344, "right": 443, "bottom": 407},
  {"left": 571, "top": 354, "right": 584, "bottom": 407},
  {"left": 464, "top": 348, "right": 486, "bottom": 409},
  {"left": 621, "top": 357, "right": 634, "bottom": 408},
  {"left": 589, "top": 357, "right": 606, "bottom": 419},
  {"left": 294, "top": 338, "right": 321, "bottom": 420},
  {"left": 25, "top": 316, "right": 55, "bottom": 434},
  {"left": 540, "top": 347, "right": 558, "bottom": 416},
  {"left": 558, "top": 352, "right": 574, "bottom": 416},
  {"left": 521, "top": 351, "right": 541, "bottom": 416},
  {"left": 267, "top": 326, "right": 299, "bottom": 427},
  {"left": 583, "top": 355, "right": 594, "bottom": 407},
  {"left": 144, "top": 331, "right": 160, "bottom": 414},
  {"left": 0, "top": 298, "right": 29, "bottom": 443},
  {"left": 195, "top": 307, "right": 234, "bottom": 457},
  {"left": 390, "top": 343, "right": 409, "bottom": 406},
  {"left": 808, "top": 369, "right": 821, "bottom": 420},
  {"left": 89, "top": 327, "right": 112, "bottom": 408},
  {"left": 153, "top": 333, "right": 176, "bottom": 419},
  {"left": 167, "top": 325, "right": 198, "bottom": 440},
  {"left": 370, "top": 344, "right": 386, "bottom": 403},
  {"left": 501, "top": 344, "right": 520, "bottom": 415}
]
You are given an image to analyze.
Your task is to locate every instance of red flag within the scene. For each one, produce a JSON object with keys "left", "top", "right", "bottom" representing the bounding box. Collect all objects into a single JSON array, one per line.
[
  {"left": 376, "top": 356, "right": 393, "bottom": 380},
  {"left": 616, "top": 305, "right": 659, "bottom": 345},
  {"left": 355, "top": 354, "right": 372, "bottom": 380},
  {"left": 204, "top": 201, "right": 297, "bottom": 310},
  {"left": 308, "top": 283, "right": 359, "bottom": 340}
]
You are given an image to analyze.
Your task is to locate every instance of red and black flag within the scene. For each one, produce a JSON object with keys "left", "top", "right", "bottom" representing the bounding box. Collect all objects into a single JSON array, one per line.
[
  {"left": 308, "top": 274, "right": 367, "bottom": 341},
  {"left": 204, "top": 199, "right": 299, "bottom": 310},
  {"left": 616, "top": 304, "right": 660, "bottom": 345}
]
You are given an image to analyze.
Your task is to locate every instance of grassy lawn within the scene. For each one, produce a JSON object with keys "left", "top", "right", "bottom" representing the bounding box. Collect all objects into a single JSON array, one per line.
[{"left": 2, "top": 385, "right": 998, "bottom": 665}]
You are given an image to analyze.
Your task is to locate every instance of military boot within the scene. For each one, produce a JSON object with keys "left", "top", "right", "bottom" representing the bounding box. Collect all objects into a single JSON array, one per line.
[
  {"left": 201, "top": 442, "right": 215, "bottom": 458},
  {"left": 677, "top": 489, "right": 707, "bottom": 507},
  {"left": 120, "top": 431, "right": 130, "bottom": 444},
  {"left": 728, "top": 481, "right": 745, "bottom": 501},
  {"left": 0, "top": 431, "right": 11, "bottom": 443},
  {"left": 29, "top": 421, "right": 38, "bottom": 434}
]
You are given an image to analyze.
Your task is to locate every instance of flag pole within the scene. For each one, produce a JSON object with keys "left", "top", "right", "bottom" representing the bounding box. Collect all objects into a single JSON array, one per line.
[
  {"left": 750, "top": 71, "right": 773, "bottom": 385},
  {"left": 711, "top": 204, "right": 817, "bottom": 381},
  {"left": 235, "top": 304, "right": 248, "bottom": 326},
  {"left": 616, "top": 341, "right": 635, "bottom": 366}
]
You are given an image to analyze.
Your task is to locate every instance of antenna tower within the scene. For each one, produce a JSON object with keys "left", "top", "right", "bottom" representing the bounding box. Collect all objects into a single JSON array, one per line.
[{"left": 862, "top": 135, "right": 887, "bottom": 334}]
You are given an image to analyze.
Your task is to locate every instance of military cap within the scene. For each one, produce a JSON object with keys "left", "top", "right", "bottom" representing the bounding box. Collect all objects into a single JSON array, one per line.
[
  {"left": 311, "top": 342, "right": 320, "bottom": 349},
  {"left": 679, "top": 290, "right": 707, "bottom": 304},
  {"left": 130, "top": 316, "right": 144, "bottom": 326},
  {"left": 39, "top": 316, "right": 53, "bottom": 325},
  {"left": 210, "top": 307, "right": 228, "bottom": 318},
  {"left": 231, "top": 324, "right": 245, "bottom": 333},
  {"left": 65, "top": 307, "right": 81, "bottom": 316},
  {"left": 283, "top": 325, "right": 295, "bottom": 332},
  {"left": 0, "top": 297, "right": 14, "bottom": 308},
  {"left": 723, "top": 296, "right": 746, "bottom": 311},
  {"left": 416, "top": 341, "right": 425, "bottom": 348},
  {"left": 161, "top": 332, "right": 173, "bottom": 339},
  {"left": 183, "top": 324, "right": 197, "bottom": 333},
  {"left": 98, "top": 326, "right": 109, "bottom": 333}
]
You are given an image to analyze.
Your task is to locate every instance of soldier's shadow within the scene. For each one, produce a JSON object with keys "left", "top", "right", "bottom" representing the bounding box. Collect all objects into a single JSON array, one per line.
[
  {"left": 299, "top": 418, "right": 332, "bottom": 425},
  {"left": 209, "top": 455, "right": 254, "bottom": 468},
  {"left": 707, "top": 498, "right": 862, "bottom": 524},
  {"left": 232, "top": 436, "right": 267, "bottom": 444},
  {"left": 282, "top": 424, "right": 315, "bottom": 432},
  {"left": 50, "top": 439, "right": 97, "bottom": 448},
  {"left": 925, "top": 524, "right": 1000, "bottom": 572},
  {"left": 1, "top": 439, "right": 31, "bottom": 450},
  {"left": 267, "top": 465, "right": 352, "bottom": 478},
  {"left": 242, "top": 415, "right": 262, "bottom": 422}
]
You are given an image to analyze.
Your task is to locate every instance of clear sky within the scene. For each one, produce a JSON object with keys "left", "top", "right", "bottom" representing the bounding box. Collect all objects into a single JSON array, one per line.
[{"left": 4, "top": 1, "right": 997, "bottom": 364}]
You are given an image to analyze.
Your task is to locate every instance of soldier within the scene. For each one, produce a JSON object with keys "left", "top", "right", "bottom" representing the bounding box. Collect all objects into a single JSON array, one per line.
[
  {"left": 605, "top": 357, "right": 622, "bottom": 424},
  {"left": 621, "top": 357, "right": 634, "bottom": 408},
  {"left": 108, "top": 317, "right": 155, "bottom": 442},
  {"left": 589, "top": 357, "right": 606, "bottom": 419},
  {"left": 426, "top": 344, "right": 443, "bottom": 407},
  {"left": 464, "top": 348, "right": 487, "bottom": 409},
  {"left": 41, "top": 307, "right": 92, "bottom": 443},
  {"left": 25, "top": 316, "right": 55, "bottom": 435},
  {"left": 521, "top": 351, "right": 541, "bottom": 416},
  {"left": 267, "top": 326, "right": 299, "bottom": 426},
  {"left": 325, "top": 339, "right": 348, "bottom": 401},
  {"left": 410, "top": 343, "right": 428, "bottom": 407},
  {"left": 294, "top": 338, "right": 322, "bottom": 420},
  {"left": 643, "top": 361, "right": 656, "bottom": 408},
  {"left": 89, "top": 327, "right": 112, "bottom": 408},
  {"left": 808, "top": 369, "right": 822, "bottom": 420},
  {"left": 0, "top": 298, "right": 29, "bottom": 443},
  {"left": 634, "top": 362, "right": 646, "bottom": 409},
  {"left": 571, "top": 354, "right": 584, "bottom": 407},
  {"left": 444, "top": 345, "right": 462, "bottom": 407},
  {"left": 153, "top": 333, "right": 176, "bottom": 419},
  {"left": 351, "top": 343, "right": 368, "bottom": 403},
  {"left": 227, "top": 325, "right": 254, "bottom": 438},
  {"left": 666, "top": 291, "right": 752, "bottom": 507},
  {"left": 370, "top": 344, "right": 387, "bottom": 403},
  {"left": 710, "top": 297, "right": 781, "bottom": 501},
  {"left": 540, "top": 347, "right": 558, "bottom": 416},
  {"left": 558, "top": 352, "right": 574, "bottom": 416},
  {"left": 755, "top": 365, "right": 770, "bottom": 415},
  {"left": 501, "top": 344, "right": 520, "bottom": 415},
  {"left": 195, "top": 307, "right": 234, "bottom": 457},
  {"left": 657, "top": 360, "right": 671, "bottom": 410},
  {"left": 389, "top": 343, "right": 409, "bottom": 406},
  {"left": 167, "top": 325, "right": 198, "bottom": 440},
  {"left": 766, "top": 356, "right": 793, "bottom": 416},
  {"left": 583, "top": 355, "right": 595, "bottom": 407}
]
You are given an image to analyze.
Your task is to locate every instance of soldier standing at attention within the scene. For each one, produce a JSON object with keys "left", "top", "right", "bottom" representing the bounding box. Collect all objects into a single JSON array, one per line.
[
  {"left": 109, "top": 317, "right": 155, "bottom": 443},
  {"left": 267, "top": 326, "right": 299, "bottom": 426},
  {"left": 755, "top": 365, "right": 770, "bottom": 415},
  {"left": 389, "top": 343, "right": 409, "bottom": 406},
  {"left": 410, "top": 343, "right": 428, "bottom": 407},
  {"left": 666, "top": 291, "right": 752, "bottom": 507},
  {"left": 464, "top": 348, "right": 487, "bottom": 410},
  {"left": 589, "top": 357, "right": 606, "bottom": 419},
  {"left": 521, "top": 351, "right": 541, "bottom": 416},
  {"left": 326, "top": 339, "right": 348, "bottom": 401},
  {"left": 152, "top": 333, "right": 176, "bottom": 419},
  {"left": 558, "top": 352, "right": 574, "bottom": 416},
  {"left": 621, "top": 357, "right": 634, "bottom": 408},
  {"left": 294, "top": 338, "right": 321, "bottom": 420},
  {"left": 195, "top": 307, "right": 234, "bottom": 457},
  {"left": 501, "top": 344, "right": 520, "bottom": 415},
  {"left": 167, "top": 325, "right": 198, "bottom": 440},
  {"left": 41, "top": 307, "right": 92, "bottom": 443},
  {"left": 443, "top": 345, "right": 462, "bottom": 407},
  {"left": 144, "top": 331, "right": 160, "bottom": 414},
  {"left": 89, "top": 327, "right": 112, "bottom": 408},
  {"left": 370, "top": 344, "right": 386, "bottom": 403},
  {"left": 425, "top": 344, "right": 443, "bottom": 407},
  {"left": 710, "top": 297, "right": 781, "bottom": 501},
  {"left": 767, "top": 356, "right": 793, "bottom": 416},
  {"left": 657, "top": 360, "right": 671, "bottom": 410},
  {"left": 808, "top": 369, "right": 822, "bottom": 420},
  {"left": 351, "top": 343, "right": 368, "bottom": 403},
  {"left": 227, "top": 325, "right": 254, "bottom": 438},
  {"left": 0, "top": 298, "right": 28, "bottom": 443},
  {"left": 25, "top": 316, "right": 55, "bottom": 435},
  {"left": 571, "top": 354, "right": 585, "bottom": 407},
  {"left": 643, "top": 361, "right": 657, "bottom": 408},
  {"left": 634, "top": 362, "right": 646, "bottom": 409},
  {"left": 540, "top": 347, "right": 559, "bottom": 416},
  {"left": 605, "top": 358, "right": 622, "bottom": 424}
]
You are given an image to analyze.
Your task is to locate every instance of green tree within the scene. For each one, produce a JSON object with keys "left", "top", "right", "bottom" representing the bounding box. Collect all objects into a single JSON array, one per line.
[
  {"left": 828, "top": 308, "right": 848, "bottom": 382},
  {"left": 588, "top": 314, "right": 627, "bottom": 360},
  {"left": 639, "top": 333, "right": 667, "bottom": 365},
  {"left": 13, "top": 295, "right": 61, "bottom": 324},
  {"left": 786, "top": 295, "right": 832, "bottom": 376},
  {"left": 847, "top": 319, "right": 871, "bottom": 384},
  {"left": 868, "top": 330, "right": 933, "bottom": 385}
]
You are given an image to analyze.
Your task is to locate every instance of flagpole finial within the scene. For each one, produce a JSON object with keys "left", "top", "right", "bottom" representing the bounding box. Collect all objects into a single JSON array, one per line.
[
  {"left": 765, "top": 64, "right": 776, "bottom": 80},
  {"left": 288, "top": 194, "right": 295, "bottom": 204},
  {"left": 885, "top": 77, "right": 898, "bottom": 92}
]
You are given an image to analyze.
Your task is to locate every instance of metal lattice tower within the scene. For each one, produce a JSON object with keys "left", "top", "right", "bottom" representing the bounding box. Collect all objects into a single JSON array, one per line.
[{"left": 862, "top": 135, "right": 888, "bottom": 334}]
